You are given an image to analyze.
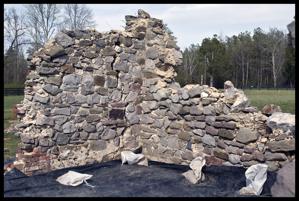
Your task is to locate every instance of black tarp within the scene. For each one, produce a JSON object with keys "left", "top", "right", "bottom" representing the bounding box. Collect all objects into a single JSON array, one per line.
[{"left": 4, "top": 160, "right": 276, "bottom": 197}]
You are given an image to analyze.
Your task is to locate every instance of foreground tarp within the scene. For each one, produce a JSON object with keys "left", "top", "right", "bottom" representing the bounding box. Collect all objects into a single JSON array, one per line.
[{"left": 4, "top": 160, "right": 276, "bottom": 197}]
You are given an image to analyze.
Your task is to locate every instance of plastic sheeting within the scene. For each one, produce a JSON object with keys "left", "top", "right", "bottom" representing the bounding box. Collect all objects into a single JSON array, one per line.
[
  {"left": 239, "top": 164, "right": 268, "bottom": 195},
  {"left": 4, "top": 160, "right": 277, "bottom": 197}
]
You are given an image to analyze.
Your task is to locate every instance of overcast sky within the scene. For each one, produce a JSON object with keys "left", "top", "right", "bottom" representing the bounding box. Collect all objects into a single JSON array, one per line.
[{"left": 4, "top": 4, "right": 295, "bottom": 50}]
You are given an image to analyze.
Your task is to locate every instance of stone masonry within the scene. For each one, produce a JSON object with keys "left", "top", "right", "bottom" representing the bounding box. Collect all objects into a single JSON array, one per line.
[{"left": 14, "top": 10, "right": 295, "bottom": 175}]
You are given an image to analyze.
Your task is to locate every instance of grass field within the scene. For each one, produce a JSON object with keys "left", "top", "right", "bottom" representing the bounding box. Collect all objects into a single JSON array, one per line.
[
  {"left": 244, "top": 89, "right": 295, "bottom": 114},
  {"left": 4, "top": 95, "right": 23, "bottom": 160}
]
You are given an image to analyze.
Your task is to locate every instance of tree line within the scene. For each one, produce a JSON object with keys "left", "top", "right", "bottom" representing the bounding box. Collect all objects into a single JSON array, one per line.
[
  {"left": 176, "top": 26, "right": 295, "bottom": 89},
  {"left": 4, "top": 5, "right": 295, "bottom": 89},
  {"left": 4, "top": 4, "right": 96, "bottom": 85}
]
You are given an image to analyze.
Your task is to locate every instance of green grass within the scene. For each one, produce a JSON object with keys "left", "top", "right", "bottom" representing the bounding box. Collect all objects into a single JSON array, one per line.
[
  {"left": 244, "top": 89, "right": 295, "bottom": 114},
  {"left": 4, "top": 82, "right": 25, "bottom": 89},
  {"left": 4, "top": 95, "right": 24, "bottom": 160}
]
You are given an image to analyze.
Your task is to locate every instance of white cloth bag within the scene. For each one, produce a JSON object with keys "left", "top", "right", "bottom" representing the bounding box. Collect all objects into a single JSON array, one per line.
[
  {"left": 239, "top": 164, "right": 268, "bottom": 195},
  {"left": 56, "top": 171, "right": 93, "bottom": 187},
  {"left": 121, "top": 151, "right": 145, "bottom": 165}
]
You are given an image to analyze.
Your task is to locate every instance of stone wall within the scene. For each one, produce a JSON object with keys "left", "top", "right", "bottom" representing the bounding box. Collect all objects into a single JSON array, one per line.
[{"left": 15, "top": 10, "right": 295, "bottom": 176}]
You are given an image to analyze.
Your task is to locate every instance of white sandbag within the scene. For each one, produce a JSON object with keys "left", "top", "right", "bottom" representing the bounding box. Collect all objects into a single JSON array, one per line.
[
  {"left": 239, "top": 164, "right": 268, "bottom": 195},
  {"left": 121, "top": 151, "right": 144, "bottom": 165},
  {"left": 189, "top": 156, "right": 206, "bottom": 179},
  {"left": 182, "top": 156, "right": 206, "bottom": 184},
  {"left": 56, "top": 171, "right": 93, "bottom": 187}
]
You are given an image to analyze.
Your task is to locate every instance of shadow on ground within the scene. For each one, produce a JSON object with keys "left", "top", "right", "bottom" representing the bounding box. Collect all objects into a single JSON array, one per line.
[{"left": 4, "top": 160, "right": 276, "bottom": 197}]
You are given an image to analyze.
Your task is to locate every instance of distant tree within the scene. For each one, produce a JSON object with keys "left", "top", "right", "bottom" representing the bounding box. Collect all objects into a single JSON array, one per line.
[
  {"left": 266, "top": 28, "right": 287, "bottom": 88},
  {"left": 61, "top": 4, "right": 96, "bottom": 30},
  {"left": 4, "top": 7, "right": 29, "bottom": 84},
  {"left": 25, "top": 4, "right": 60, "bottom": 52}
]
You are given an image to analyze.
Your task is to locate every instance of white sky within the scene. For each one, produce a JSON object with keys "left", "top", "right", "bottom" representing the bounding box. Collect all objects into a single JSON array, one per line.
[{"left": 4, "top": 4, "right": 295, "bottom": 50}]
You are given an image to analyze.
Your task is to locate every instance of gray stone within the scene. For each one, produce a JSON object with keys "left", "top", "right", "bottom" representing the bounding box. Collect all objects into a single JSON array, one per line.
[
  {"left": 38, "top": 67, "right": 57, "bottom": 75},
  {"left": 262, "top": 104, "right": 282, "bottom": 116},
  {"left": 267, "top": 112, "right": 295, "bottom": 134},
  {"left": 106, "top": 76, "right": 117, "bottom": 88},
  {"left": 138, "top": 9, "right": 151, "bottom": 18},
  {"left": 101, "top": 129, "right": 117, "bottom": 140},
  {"left": 79, "top": 39, "right": 92, "bottom": 46},
  {"left": 86, "top": 114, "right": 101, "bottom": 123},
  {"left": 52, "top": 107, "right": 71, "bottom": 116},
  {"left": 33, "top": 94, "right": 49, "bottom": 104},
  {"left": 228, "top": 154, "right": 241, "bottom": 164},
  {"left": 46, "top": 76, "right": 62, "bottom": 86},
  {"left": 146, "top": 47, "right": 159, "bottom": 59},
  {"left": 267, "top": 139, "right": 295, "bottom": 152},
  {"left": 114, "top": 60, "right": 129, "bottom": 72},
  {"left": 206, "top": 126, "right": 218, "bottom": 136},
  {"left": 125, "top": 91, "right": 139, "bottom": 102},
  {"left": 89, "top": 140, "right": 107, "bottom": 151},
  {"left": 202, "top": 134, "right": 216, "bottom": 146},
  {"left": 213, "top": 148, "right": 229, "bottom": 160},
  {"left": 61, "top": 74, "right": 81, "bottom": 91},
  {"left": 218, "top": 129, "right": 234, "bottom": 140},
  {"left": 127, "top": 113, "right": 139, "bottom": 125},
  {"left": 46, "top": 45, "right": 66, "bottom": 58},
  {"left": 81, "top": 74, "right": 94, "bottom": 95},
  {"left": 264, "top": 151, "right": 288, "bottom": 161},
  {"left": 236, "top": 128, "right": 258, "bottom": 144},
  {"left": 62, "top": 122, "right": 76, "bottom": 133},
  {"left": 55, "top": 32, "right": 74, "bottom": 47},
  {"left": 43, "top": 84, "right": 62, "bottom": 95},
  {"left": 190, "top": 105, "right": 204, "bottom": 115},
  {"left": 102, "top": 46, "right": 116, "bottom": 56},
  {"left": 170, "top": 104, "right": 182, "bottom": 115},
  {"left": 56, "top": 133, "right": 69, "bottom": 145},
  {"left": 36, "top": 115, "right": 54, "bottom": 126},
  {"left": 271, "top": 161, "right": 295, "bottom": 197},
  {"left": 80, "top": 131, "right": 89, "bottom": 140},
  {"left": 83, "top": 124, "right": 96, "bottom": 133},
  {"left": 188, "top": 86, "right": 202, "bottom": 98},
  {"left": 88, "top": 133, "right": 99, "bottom": 140}
]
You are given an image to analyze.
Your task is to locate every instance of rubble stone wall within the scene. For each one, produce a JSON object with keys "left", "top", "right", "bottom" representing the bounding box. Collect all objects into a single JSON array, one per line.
[{"left": 15, "top": 10, "right": 295, "bottom": 175}]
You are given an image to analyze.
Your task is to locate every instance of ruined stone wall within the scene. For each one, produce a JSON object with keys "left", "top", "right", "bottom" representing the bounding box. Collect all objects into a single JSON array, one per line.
[{"left": 15, "top": 10, "right": 295, "bottom": 175}]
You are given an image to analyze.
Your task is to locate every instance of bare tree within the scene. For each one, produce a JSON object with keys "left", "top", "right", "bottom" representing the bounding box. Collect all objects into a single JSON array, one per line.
[
  {"left": 4, "top": 7, "right": 29, "bottom": 83},
  {"left": 4, "top": 8, "right": 28, "bottom": 50},
  {"left": 182, "top": 44, "right": 199, "bottom": 83},
  {"left": 266, "top": 28, "right": 287, "bottom": 88},
  {"left": 61, "top": 4, "right": 96, "bottom": 30},
  {"left": 25, "top": 4, "right": 60, "bottom": 50}
]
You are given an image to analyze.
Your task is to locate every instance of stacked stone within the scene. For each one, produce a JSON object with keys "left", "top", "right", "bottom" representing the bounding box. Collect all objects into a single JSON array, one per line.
[{"left": 15, "top": 9, "right": 295, "bottom": 175}]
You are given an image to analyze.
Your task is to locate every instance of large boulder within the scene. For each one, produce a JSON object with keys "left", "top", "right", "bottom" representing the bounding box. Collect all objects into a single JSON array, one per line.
[
  {"left": 223, "top": 81, "right": 249, "bottom": 112},
  {"left": 271, "top": 161, "right": 295, "bottom": 197},
  {"left": 267, "top": 112, "right": 295, "bottom": 134}
]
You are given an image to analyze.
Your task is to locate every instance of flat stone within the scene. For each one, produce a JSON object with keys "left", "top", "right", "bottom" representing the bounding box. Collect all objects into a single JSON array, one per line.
[
  {"left": 213, "top": 148, "right": 229, "bottom": 160},
  {"left": 55, "top": 32, "right": 74, "bottom": 47},
  {"left": 218, "top": 129, "right": 234, "bottom": 140},
  {"left": 38, "top": 67, "right": 57, "bottom": 75},
  {"left": 102, "top": 46, "right": 116, "bottom": 56},
  {"left": 89, "top": 140, "right": 107, "bottom": 151},
  {"left": 88, "top": 133, "right": 99, "bottom": 140},
  {"left": 267, "top": 112, "right": 295, "bottom": 134},
  {"left": 45, "top": 45, "right": 66, "bottom": 58},
  {"left": 56, "top": 133, "right": 69, "bottom": 145},
  {"left": 202, "top": 134, "right": 216, "bottom": 147},
  {"left": 271, "top": 161, "right": 295, "bottom": 197},
  {"left": 43, "top": 84, "right": 62, "bottom": 95},
  {"left": 267, "top": 139, "right": 295, "bottom": 152},
  {"left": 106, "top": 76, "right": 117, "bottom": 88},
  {"left": 188, "top": 86, "right": 202, "bottom": 98},
  {"left": 178, "top": 132, "right": 191, "bottom": 141},
  {"left": 61, "top": 74, "right": 81, "bottom": 91},
  {"left": 264, "top": 151, "right": 288, "bottom": 161},
  {"left": 228, "top": 154, "right": 241, "bottom": 164},
  {"left": 206, "top": 126, "right": 218, "bottom": 136},
  {"left": 236, "top": 128, "right": 258, "bottom": 144},
  {"left": 83, "top": 124, "right": 96, "bottom": 133},
  {"left": 62, "top": 122, "right": 76, "bottom": 133},
  {"left": 33, "top": 94, "right": 49, "bottom": 104},
  {"left": 101, "top": 129, "right": 116, "bottom": 140}
]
